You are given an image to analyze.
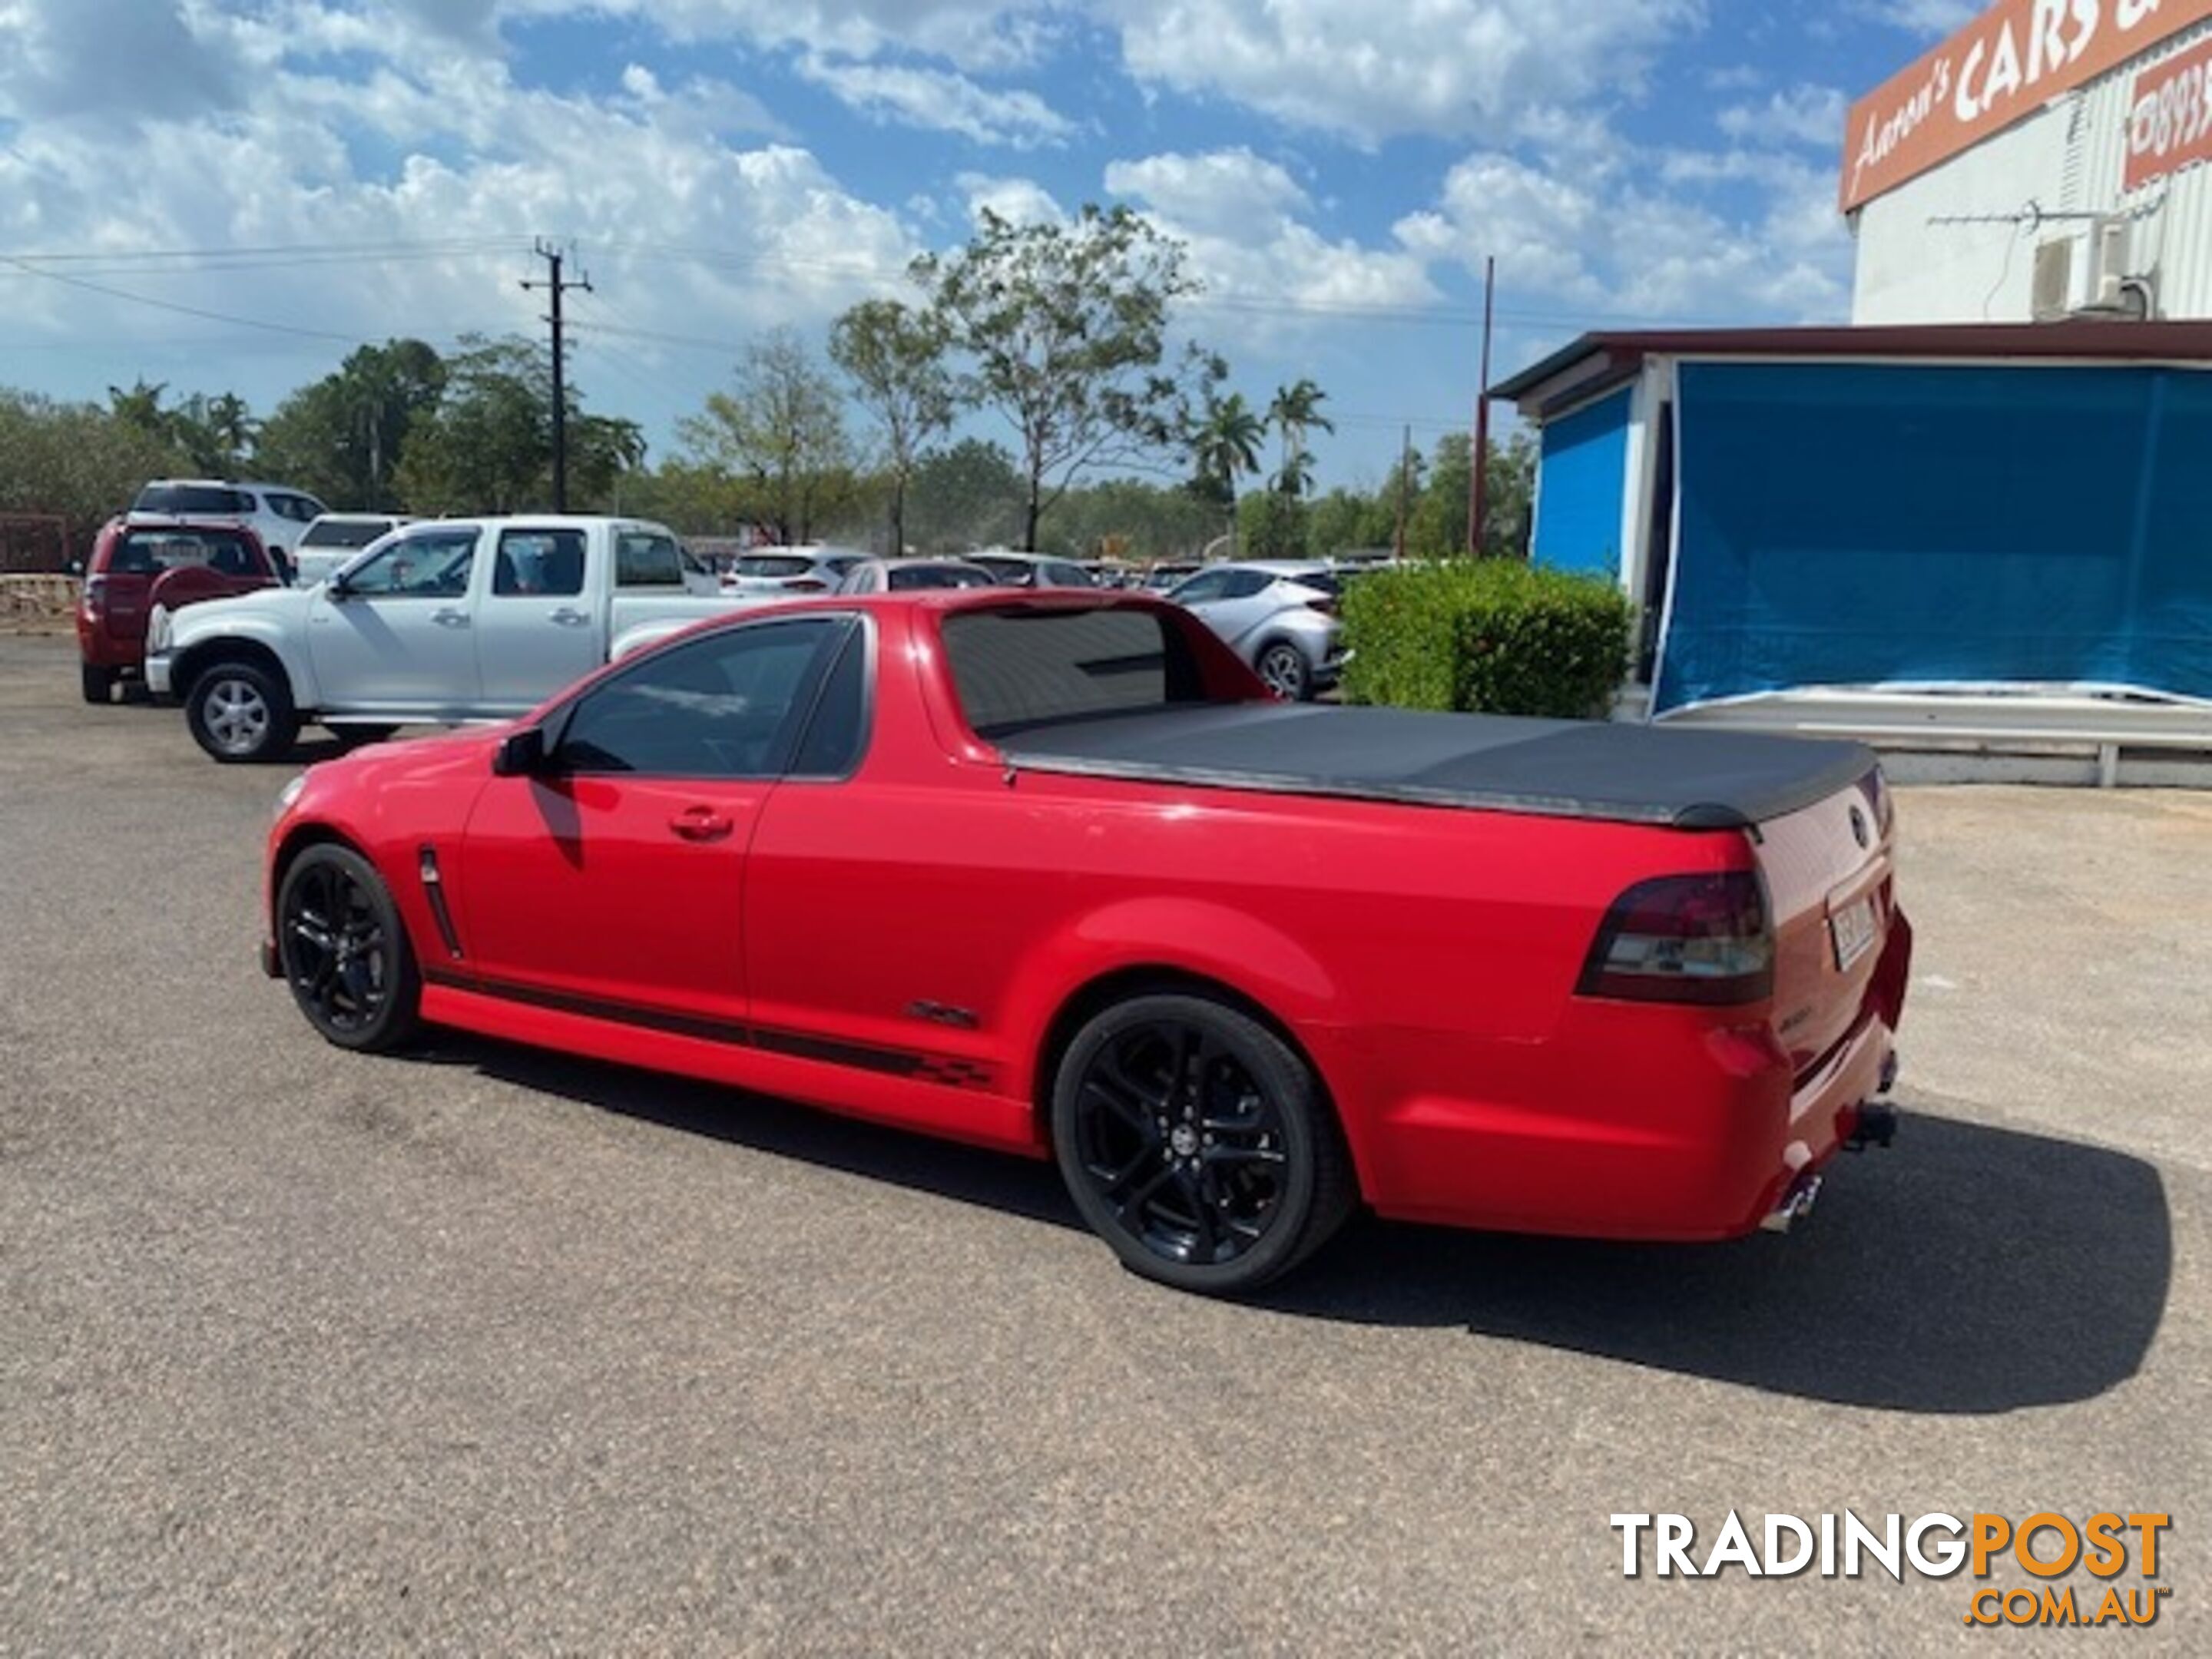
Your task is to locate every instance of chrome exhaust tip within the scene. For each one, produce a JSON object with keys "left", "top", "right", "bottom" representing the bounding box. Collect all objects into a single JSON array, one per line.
[{"left": 1760, "top": 1172, "right": 1823, "bottom": 1234}]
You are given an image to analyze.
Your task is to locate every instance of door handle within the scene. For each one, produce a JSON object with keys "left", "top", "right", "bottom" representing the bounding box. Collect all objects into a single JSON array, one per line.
[
  {"left": 548, "top": 607, "right": 590, "bottom": 626},
  {"left": 432, "top": 609, "right": 470, "bottom": 628},
  {"left": 668, "top": 806, "right": 735, "bottom": 843}
]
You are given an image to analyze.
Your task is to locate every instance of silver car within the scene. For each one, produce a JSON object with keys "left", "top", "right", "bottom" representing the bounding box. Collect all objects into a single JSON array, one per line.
[
  {"left": 836, "top": 558, "right": 998, "bottom": 594},
  {"left": 720, "top": 545, "right": 869, "bottom": 594},
  {"left": 1166, "top": 560, "right": 1346, "bottom": 700}
]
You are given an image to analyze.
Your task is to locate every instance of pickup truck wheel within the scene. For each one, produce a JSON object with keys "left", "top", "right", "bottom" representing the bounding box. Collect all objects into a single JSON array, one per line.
[
  {"left": 79, "top": 662, "right": 114, "bottom": 704},
  {"left": 1051, "top": 993, "right": 1354, "bottom": 1295},
  {"left": 1256, "top": 641, "right": 1312, "bottom": 701},
  {"left": 187, "top": 661, "right": 300, "bottom": 763},
  {"left": 276, "top": 844, "right": 422, "bottom": 1053}
]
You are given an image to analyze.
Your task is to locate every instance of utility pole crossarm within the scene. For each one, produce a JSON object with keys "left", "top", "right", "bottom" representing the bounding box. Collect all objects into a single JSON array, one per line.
[{"left": 520, "top": 238, "right": 594, "bottom": 512}]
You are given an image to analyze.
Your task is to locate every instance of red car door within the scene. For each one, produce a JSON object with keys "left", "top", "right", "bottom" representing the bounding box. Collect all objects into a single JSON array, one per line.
[{"left": 452, "top": 616, "right": 853, "bottom": 1033}]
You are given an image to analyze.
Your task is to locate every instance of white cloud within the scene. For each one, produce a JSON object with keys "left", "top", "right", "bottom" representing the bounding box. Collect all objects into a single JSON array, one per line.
[
  {"left": 1103, "top": 0, "right": 1702, "bottom": 147},
  {"left": 514, "top": 0, "right": 1060, "bottom": 73},
  {"left": 1718, "top": 84, "right": 1847, "bottom": 149},
  {"left": 1104, "top": 148, "right": 1442, "bottom": 346},
  {"left": 952, "top": 171, "right": 1066, "bottom": 227},
  {"left": 1400, "top": 148, "right": 1851, "bottom": 325},
  {"left": 1855, "top": 1, "right": 1982, "bottom": 38},
  {"left": 797, "top": 55, "right": 1074, "bottom": 147}
]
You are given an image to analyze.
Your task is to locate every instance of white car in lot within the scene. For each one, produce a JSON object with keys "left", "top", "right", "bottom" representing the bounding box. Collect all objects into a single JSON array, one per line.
[
  {"left": 129, "top": 478, "right": 331, "bottom": 577},
  {"left": 1166, "top": 560, "right": 1347, "bottom": 700},
  {"left": 718, "top": 545, "right": 870, "bottom": 594},
  {"left": 147, "top": 515, "right": 750, "bottom": 762},
  {"left": 290, "top": 513, "right": 414, "bottom": 587}
]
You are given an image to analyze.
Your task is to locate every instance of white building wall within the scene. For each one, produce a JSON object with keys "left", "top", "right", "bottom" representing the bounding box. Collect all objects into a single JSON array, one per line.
[{"left": 1853, "top": 15, "right": 2212, "bottom": 324}]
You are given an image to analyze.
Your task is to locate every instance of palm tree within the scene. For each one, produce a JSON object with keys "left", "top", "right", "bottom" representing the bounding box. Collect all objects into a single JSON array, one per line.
[
  {"left": 1188, "top": 392, "right": 1266, "bottom": 554},
  {"left": 1267, "top": 378, "right": 1333, "bottom": 497}
]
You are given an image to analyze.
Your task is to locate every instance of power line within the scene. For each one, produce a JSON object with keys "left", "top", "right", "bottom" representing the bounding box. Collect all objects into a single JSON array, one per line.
[{"left": 0, "top": 255, "right": 369, "bottom": 344}]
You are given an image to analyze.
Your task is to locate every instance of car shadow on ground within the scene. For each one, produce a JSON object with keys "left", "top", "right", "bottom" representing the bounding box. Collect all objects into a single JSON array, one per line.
[{"left": 414, "top": 1038, "right": 2170, "bottom": 1416}]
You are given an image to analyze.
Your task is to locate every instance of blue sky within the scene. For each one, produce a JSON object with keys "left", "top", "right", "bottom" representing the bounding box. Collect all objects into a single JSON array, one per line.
[{"left": 0, "top": 1, "right": 1980, "bottom": 487}]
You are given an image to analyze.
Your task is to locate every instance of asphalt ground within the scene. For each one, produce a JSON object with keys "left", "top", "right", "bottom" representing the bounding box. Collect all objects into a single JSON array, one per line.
[{"left": 1, "top": 632, "right": 2205, "bottom": 1654}]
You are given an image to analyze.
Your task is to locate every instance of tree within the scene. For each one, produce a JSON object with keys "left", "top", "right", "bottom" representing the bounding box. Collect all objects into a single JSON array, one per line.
[
  {"left": 830, "top": 298, "right": 953, "bottom": 555},
  {"left": 0, "top": 388, "right": 184, "bottom": 551},
  {"left": 677, "top": 328, "right": 852, "bottom": 545},
  {"left": 1267, "top": 378, "right": 1333, "bottom": 498},
  {"left": 904, "top": 438, "right": 1028, "bottom": 552},
  {"left": 1186, "top": 390, "right": 1266, "bottom": 554},
  {"left": 914, "top": 204, "right": 1208, "bottom": 551},
  {"left": 395, "top": 334, "right": 634, "bottom": 514},
  {"left": 258, "top": 339, "right": 446, "bottom": 509}
]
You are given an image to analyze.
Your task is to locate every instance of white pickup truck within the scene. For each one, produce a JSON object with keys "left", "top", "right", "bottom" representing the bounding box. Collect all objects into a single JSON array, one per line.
[{"left": 147, "top": 515, "right": 757, "bottom": 762}]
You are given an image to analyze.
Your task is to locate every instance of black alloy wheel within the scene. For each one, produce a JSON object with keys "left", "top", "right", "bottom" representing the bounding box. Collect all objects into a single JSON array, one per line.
[
  {"left": 276, "top": 843, "right": 422, "bottom": 1052},
  {"left": 1052, "top": 992, "right": 1354, "bottom": 1294}
]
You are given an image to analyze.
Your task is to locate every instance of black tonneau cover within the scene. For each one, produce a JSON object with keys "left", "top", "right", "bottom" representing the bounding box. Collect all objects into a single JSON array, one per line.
[{"left": 995, "top": 703, "right": 1874, "bottom": 830}]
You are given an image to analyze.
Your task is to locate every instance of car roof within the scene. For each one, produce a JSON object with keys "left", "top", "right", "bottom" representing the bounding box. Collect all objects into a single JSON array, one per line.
[{"left": 1214, "top": 559, "right": 1332, "bottom": 576}]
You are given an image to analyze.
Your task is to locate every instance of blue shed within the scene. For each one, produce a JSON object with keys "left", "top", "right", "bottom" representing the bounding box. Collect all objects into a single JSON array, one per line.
[{"left": 1492, "top": 323, "right": 2212, "bottom": 768}]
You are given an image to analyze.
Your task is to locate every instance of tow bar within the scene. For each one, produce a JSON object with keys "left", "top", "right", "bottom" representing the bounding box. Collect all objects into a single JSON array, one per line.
[{"left": 1846, "top": 1100, "right": 1899, "bottom": 1152}]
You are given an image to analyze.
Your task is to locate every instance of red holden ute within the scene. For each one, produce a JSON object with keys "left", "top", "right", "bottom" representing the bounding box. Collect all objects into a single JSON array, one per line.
[
  {"left": 262, "top": 591, "right": 1910, "bottom": 1294},
  {"left": 77, "top": 517, "right": 281, "bottom": 704}
]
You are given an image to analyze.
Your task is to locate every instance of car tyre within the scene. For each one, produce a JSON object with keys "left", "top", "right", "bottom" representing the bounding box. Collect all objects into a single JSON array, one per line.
[
  {"left": 276, "top": 843, "right": 422, "bottom": 1053},
  {"left": 79, "top": 662, "right": 114, "bottom": 704},
  {"left": 186, "top": 658, "right": 300, "bottom": 763},
  {"left": 1051, "top": 992, "right": 1356, "bottom": 1296},
  {"left": 1256, "top": 641, "right": 1313, "bottom": 701}
]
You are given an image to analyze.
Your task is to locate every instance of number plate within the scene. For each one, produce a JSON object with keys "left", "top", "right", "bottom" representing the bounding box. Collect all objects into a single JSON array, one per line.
[{"left": 1830, "top": 896, "right": 1879, "bottom": 972}]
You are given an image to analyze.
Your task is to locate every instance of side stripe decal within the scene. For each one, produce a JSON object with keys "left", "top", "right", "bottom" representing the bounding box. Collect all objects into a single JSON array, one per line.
[{"left": 421, "top": 968, "right": 995, "bottom": 1091}]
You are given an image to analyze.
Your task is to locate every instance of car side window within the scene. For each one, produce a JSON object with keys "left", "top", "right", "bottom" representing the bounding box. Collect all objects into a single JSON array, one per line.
[
  {"left": 788, "top": 624, "right": 870, "bottom": 778},
  {"left": 341, "top": 529, "right": 478, "bottom": 596},
  {"left": 493, "top": 529, "right": 588, "bottom": 598},
  {"left": 1172, "top": 570, "right": 1230, "bottom": 603},
  {"left": 614, "top": 531, "right": 683, "bottom": 588},
  {"left": 551, "top": 618, "right": 845, "bottom": 779},
  {"left": 1222, "top": 570, "right": 1272, "bottom": 600}
]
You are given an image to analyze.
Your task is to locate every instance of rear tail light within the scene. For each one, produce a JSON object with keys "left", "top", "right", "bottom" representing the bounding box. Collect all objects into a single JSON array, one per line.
[
  {"left": 1864, "top": 767, "right": 1894, "bottom": 837},
  {"left": 81, "top": 575, "right": 108, "bottom": 618},
  {"left": 1305, "top": 597, "right": 1339, "bottom": 616},
  {"left": 1577, "top": 871, "right": 1773, "bottom": 1005}
]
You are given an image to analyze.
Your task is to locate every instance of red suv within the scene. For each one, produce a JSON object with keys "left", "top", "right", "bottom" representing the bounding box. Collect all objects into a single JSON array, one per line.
[{"left": 76, "top": 518, "right": 281, "bottom": 704}]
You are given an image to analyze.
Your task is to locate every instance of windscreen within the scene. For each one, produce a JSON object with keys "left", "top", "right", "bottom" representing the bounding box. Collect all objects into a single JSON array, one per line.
[
  {"left": 134, "top": 484, "right": 250, "bottom": 516},
  {"left": 108, "top": 528, "right": 259, "bottom": 576},
  {"left": 942, "top": 607, "right": 1207, "bottom": 737},
  {"left": 299, "top": 518, "right": 392, "bottom": 548}
]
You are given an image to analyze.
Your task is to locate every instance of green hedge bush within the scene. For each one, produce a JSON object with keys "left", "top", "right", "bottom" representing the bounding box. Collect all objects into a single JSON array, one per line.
[{"left": 1339, "top": 560, "right": 1633, "bottom": 718}]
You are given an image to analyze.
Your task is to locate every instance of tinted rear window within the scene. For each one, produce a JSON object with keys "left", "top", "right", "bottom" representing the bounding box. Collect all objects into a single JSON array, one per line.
[
  {"left": 105, "top": 528, "right": 260, "bottom": 576},
  {"left": 134, "top": 484, "right": 251, "bottom": 516},
  {"left": 735, "top": 555, "right": 813, "bottom": 578},
  {"left": 300, "top": 518, "right": 394, "bottom": 548},
  {"left": 942, "top": 608, "right": 1205, "bottom": 737},
  {"left": 888, "top": 565, "right": 992, "bottom": 590}
]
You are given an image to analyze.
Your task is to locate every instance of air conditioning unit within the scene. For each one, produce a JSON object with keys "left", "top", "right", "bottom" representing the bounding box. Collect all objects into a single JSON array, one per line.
[
  {"left": 2089, "top": 215, "right": 2130, "bottom": 306},
  {"left": 2031, "top": 239, "right": 2074, "bottom": 320}
]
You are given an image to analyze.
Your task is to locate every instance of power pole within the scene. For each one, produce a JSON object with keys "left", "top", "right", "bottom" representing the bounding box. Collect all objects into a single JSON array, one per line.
[
  {"left": 1392, "top": 423, "right": 1411, "bottom": 561},
  {"left": 520, "top": 240, "right": 591, "bottom": 511},
  {"left": 1469, "top": 254, "right": 1495, "bottom": 559}
]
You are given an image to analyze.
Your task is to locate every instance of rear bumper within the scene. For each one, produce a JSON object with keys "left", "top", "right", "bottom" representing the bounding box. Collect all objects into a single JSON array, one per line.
[{"left": 1346, "top": 918, "right": 1912, "bottom": 1241}]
